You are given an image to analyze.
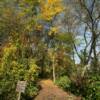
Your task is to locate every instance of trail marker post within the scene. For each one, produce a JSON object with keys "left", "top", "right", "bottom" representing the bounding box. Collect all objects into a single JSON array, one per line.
[{"left": 16, "top": 81, "right": 27, "bottom": 100}]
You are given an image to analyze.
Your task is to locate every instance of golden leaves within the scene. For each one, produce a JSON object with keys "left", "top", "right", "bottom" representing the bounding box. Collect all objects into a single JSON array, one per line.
[
  {"left": 34, "top": 24, "right": 43, "bottom": 31},
  {"left": 40, "top": 0, "right": 64, "bottom": 21},
  {"left": 48, "top": 27, "right": 58, "bottom": 36},
  {"left": 3, "top": 44, "right": 17, "bottom": 55}
]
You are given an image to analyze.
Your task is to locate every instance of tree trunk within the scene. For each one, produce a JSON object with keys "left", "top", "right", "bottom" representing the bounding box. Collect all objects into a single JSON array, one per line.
[{"left": 53, "top": 56, "right": 56, "bottom": 83}]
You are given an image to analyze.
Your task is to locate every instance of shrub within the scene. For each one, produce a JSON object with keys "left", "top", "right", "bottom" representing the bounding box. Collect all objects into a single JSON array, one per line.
[
  {"left": 85, "top": 75, "right": 100, "bottom": 100},
  {"left": 22, "top": 82, "right": 40, "bottom": 100},
  {"left": 0, "top": 43, "right": 40, "bottom": 100},
  {"left": 55, "top": 76, "right": 71, "bottom": 90},
  {"left": 70, "top": 73, "right": 100, "bottom": 100}
]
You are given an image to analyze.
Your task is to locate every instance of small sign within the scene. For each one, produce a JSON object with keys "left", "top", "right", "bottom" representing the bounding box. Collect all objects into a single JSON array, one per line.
[{"left": 16, "top": 81, "right": 27, "bottom": 93}]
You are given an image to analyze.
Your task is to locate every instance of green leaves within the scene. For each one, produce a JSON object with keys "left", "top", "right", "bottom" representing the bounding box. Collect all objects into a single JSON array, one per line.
[
  {"left": 56, "top": 76, "right": 71, "bottom": 90},
  {"left": 0, "top": 41, "right": 40, "bottom": 99},
  {"left": 55, "top": 33, "right": 73, "bottom": 43}
]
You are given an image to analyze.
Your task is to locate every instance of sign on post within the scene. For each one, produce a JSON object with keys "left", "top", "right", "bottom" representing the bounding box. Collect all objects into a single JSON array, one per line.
[
  {"left": 16, "top": 81, "right": 27, "bottom": 100},
  {"left": 16, "top": 81, "right": 27, "bottom": 93}
]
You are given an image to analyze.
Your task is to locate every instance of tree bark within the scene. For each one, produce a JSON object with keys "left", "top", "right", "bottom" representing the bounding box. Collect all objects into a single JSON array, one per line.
[{"left": 52, "top": 56, "right": 56, "bottom": 83}]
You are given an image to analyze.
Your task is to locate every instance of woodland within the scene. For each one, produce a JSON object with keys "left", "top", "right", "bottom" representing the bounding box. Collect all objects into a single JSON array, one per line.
[{"left": 0, "top": 0, "right": 100, "bottom": 100}]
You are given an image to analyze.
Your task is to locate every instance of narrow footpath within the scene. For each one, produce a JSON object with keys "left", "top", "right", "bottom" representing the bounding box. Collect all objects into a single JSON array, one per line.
[{"left": 34, "top": 79, "right": 81, "bottom": 100}]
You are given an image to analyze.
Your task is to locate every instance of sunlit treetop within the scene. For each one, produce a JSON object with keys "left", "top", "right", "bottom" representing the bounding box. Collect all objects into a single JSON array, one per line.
[{"left": 40, "top": 0, "right": 64, "bottom": 21}]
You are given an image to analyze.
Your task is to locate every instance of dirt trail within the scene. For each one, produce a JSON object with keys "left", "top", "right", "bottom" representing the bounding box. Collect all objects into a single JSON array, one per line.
[{"left": 34, "top": 79, "right": 81, "bottom": 100}]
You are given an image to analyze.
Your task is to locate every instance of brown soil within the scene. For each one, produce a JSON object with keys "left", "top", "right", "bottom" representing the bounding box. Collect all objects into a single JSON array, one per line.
[{"left": 34, "top": 79, "right": 81, "bottom": 100}]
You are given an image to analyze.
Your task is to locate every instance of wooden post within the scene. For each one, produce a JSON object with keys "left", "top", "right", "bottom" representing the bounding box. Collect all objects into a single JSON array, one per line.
[
  {"left": 18, "top": 92, "right": 21, "bottom": 100},
  {"left": 16, "top": 81, "right": 27, "bottom": 100}
]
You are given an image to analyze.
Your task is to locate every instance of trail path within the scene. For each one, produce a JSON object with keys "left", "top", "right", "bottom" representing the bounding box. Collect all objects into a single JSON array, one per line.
[{"left": 34, "top": 79, "right": 81, "bottom": 100}]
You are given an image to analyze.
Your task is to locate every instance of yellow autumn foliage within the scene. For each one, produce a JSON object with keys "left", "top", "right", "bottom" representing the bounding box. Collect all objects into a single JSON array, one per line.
[
  {"left": 48, "top": 27, "right": 58, "bottom": 36},
  {"left": 34, "top": 24, "right": 43, "bottom": 31},
  {"left": 40, "top": 0, "right": 64, "bottom": 21},
  {"left": 3, "top": 43, "right": 17, "bottom": 59}
]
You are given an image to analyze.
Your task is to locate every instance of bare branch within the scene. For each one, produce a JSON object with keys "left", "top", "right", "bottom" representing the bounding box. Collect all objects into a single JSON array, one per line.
[
  {"left": 84, "top": 26, "right": 88, "bottom": 45},
  {"left": 73, "top": 41, "right": 82, "bottom": 61}
]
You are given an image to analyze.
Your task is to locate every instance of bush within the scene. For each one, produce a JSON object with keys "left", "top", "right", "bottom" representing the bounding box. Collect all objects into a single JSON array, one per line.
[
  {"left": 70, "top": 73, "right": 100, "bottom": 100},
  {"left": 85, "top": 75, "right": 100, "bottom": 100},
  {"left": 55, "top": 76, "right": 71, "bottom": 90},
  {"left": 22, "top": 82, "right": 40, "bottom": 100},
  {"left": 0, "top": 43, "right": 40, "bottom": 100}
]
